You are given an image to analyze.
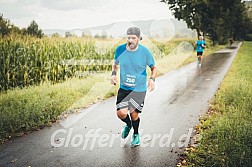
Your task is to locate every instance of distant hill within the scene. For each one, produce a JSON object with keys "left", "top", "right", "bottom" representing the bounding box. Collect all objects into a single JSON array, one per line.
[
  {"left": 43, "top": 29, "right": 69, "bottom": 36},
  {"left": 43, "top": 19, "right": 196, "bottom": 38}
]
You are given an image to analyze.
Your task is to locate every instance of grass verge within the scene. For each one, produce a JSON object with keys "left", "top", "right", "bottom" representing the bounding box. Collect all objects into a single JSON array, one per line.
[
  {"left": 0, "top": 73, "right": 118, "bottom": 143},
  {"left": 183, "top": 41, "right": 252, "bottom": 166}
]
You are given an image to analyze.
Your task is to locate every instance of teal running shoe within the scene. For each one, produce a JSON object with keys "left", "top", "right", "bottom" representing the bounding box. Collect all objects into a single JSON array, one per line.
[
  {"left": 131, "top": 134, "right": 140, "bottom": 147},
  {"left": 121, "top": 126, "right": 131, "bottom": 139}
]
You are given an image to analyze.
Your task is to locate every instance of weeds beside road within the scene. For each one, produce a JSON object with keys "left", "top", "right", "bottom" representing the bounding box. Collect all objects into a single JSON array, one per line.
[
  {"left": 0, "top": 37, "right": 223, "bottom": 144},
  {"left": 185, "top": 42, "right": 252, "bottom": 167}
]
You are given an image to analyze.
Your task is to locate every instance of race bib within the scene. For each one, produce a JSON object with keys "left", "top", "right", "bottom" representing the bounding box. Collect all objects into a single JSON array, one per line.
[{"left": 123, "top": 74, "right": 136, "bottom": 87}]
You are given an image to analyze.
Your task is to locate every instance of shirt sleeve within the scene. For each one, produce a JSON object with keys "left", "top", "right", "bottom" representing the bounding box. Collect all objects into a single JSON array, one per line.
[
  {"left": 114, "top": 44, "right": 126, "bottom": 65},
  {"left": 145, "top": 48, "right": 155, "bottom": 68},
  {"left": 114, "top": 47, "right": 120, "bottom": 65}
]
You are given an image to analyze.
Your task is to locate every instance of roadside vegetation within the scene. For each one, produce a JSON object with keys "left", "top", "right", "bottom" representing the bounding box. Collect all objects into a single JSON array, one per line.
[
  {"left": 0, "top": 34, "right": 223, "bottom": 143},
  {"left": 0, "top": 13, "right": 225, "bottom": 144},
  {"left": 183, "top": 42, "right": 252, "bottom": 167}
]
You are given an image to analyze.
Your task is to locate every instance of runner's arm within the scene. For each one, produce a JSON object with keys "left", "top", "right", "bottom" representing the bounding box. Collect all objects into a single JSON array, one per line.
[
  {"left": 148, "top": 66, "right": 157, "bottom": 91},
  {"left": 150, "top": 66, "right": 157, "bottom": 79},
  {"left": 110, "top": 61, "right": 118, "bottom": 85},
  {"left": 202, "top": 41, "right": 206, "bottom": 48}
]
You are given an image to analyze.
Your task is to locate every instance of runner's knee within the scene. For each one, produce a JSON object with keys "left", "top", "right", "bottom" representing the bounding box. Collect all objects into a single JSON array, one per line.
[
  {"left": 117, "top": 109, "right": 127, "bottom": 119},
  {"left": 130, "top": 111, "right": 139, "bottom": 121}
]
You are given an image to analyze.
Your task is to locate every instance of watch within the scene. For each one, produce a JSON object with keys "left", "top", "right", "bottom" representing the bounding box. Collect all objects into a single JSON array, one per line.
[{"left": 150, "top": 77, "right": 155, "bottom": 82}]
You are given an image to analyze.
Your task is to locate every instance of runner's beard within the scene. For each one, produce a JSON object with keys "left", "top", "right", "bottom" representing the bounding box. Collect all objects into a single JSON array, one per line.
[{"left": 128, "top": 41, "right": 138, "bottom": 50}]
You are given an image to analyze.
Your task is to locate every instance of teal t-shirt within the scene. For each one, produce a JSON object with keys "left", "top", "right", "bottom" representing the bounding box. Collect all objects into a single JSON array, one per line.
[
  {"left": 196, "top": 40, "right": 206, "bottom": 52},
  {"left": 114, "top": 44, "right": 155, "bottom": 92}
]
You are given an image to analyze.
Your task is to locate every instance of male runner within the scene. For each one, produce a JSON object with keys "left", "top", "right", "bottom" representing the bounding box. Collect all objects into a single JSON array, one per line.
[{"left": 110, "top": 27, "right": 157, "bottom": 147}]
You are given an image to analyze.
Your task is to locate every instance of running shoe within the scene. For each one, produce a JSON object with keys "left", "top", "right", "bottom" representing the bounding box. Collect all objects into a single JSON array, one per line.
[
  {"left": 131, "top": 134, "right": 140, "bottom": 147},
  {"left": 121, "top": 125, "right": 131, "bottom": 139}
]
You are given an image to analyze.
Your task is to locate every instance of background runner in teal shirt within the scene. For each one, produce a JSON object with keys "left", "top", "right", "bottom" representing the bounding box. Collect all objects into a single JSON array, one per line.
[{"left": 194, "top": 36, "right": 206, "bottom": 66}]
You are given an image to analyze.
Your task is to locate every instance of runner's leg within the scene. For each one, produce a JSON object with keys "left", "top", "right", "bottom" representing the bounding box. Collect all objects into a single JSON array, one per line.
[
  {"left": 130, "top": 110, "right": 139, "bottom": 134},
  {"left": 117, "top": 108, "right": 131, "bottom": 128}
]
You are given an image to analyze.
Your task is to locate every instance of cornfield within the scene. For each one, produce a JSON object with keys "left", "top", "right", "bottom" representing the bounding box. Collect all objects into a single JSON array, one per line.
[
  {"left": 0, "top": 35, "right": 194, "bottom": 91},
  {"left": 0, "top": 35, "right": 117, "bottom": 91}
]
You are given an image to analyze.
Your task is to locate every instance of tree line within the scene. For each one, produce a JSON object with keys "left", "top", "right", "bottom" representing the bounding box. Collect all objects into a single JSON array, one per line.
[
  {"left": 0, "top": 14, "right": 110, "bottom": 39},
  {"left": 0, "top": 14, "right": 44, "bottom": 38},
  {"left": 161, "top": 0, "right": 252, "bottom": 45}
]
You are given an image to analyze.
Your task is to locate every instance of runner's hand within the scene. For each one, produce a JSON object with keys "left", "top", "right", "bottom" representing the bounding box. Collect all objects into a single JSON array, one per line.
[
  {"left": 110, "top": 75, "right": 117, "bottom": 85},
  {"left": 148, "top": 79, "right": 155, "bottom": 92}
]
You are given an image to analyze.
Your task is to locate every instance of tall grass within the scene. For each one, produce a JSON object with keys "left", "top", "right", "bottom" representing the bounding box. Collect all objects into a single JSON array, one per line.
[
  {"left": 0, "top": 37, "right": 198, "bottom": 142},
  {"left": 186, "top": 42, "right": 252, "bottom": 166},
  {"left": 0, "top": 74, "right": 118, "bottom": 143},
  {"left": 1, "top": 35, "right": 197, "bottom": 91},
  {"left": 1, "top": 36, "right": 226, "bottom": 143},
  {"left": 1, "top": 35, "right": 195, "bottom": 91},
  {"left": 0, "top": 35, "right": 116, "bottom": 91}
]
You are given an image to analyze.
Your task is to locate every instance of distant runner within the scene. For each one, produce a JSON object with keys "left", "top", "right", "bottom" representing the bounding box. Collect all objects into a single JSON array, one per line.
[
  {"left": 194, "top": 36, "right": 206, "bottom": 67},
  {"left": 229, "top": 37, "right": 234, "bottom": 47}
]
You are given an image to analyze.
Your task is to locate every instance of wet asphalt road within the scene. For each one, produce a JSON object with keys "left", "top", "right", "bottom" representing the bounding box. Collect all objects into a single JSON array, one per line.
[{"left": 0, "top": 44, "right": 241, "bottom": 167}]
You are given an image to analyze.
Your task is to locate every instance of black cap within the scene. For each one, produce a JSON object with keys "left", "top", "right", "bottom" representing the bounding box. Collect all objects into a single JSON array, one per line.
[{"left": 127, "top": 27, "right": 142, "bottom": 40}]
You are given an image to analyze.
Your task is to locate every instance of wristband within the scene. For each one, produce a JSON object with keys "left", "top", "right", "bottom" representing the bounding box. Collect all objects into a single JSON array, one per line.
[
  {"left": 150, "top": 77, "right": 155, "bottom": 82},
  {"left": 111, "top": 71, "right": 117, "bottom": 76}
]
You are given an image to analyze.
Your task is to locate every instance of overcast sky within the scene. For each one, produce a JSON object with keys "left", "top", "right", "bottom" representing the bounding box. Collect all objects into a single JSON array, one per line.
[{"left": 0, "top": 0, "right": 173, "bottom": 30}]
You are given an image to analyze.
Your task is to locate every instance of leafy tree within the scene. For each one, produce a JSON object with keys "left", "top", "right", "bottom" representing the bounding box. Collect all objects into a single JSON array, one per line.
[
  {"left": 94, "top": 33, "right": 100, "bottom": 39},
  {"left": 10, "top": 24, "right": 22, "bottom": 35},
  {"left": 51, "top": 33, "right": 61, "bottom": 38},
  {"left": 20, "top": 28, "right": 28, "bottom": 36},
  {"left": 101, "top": 30, "right": 107, "bottom": 39},
  {"left": 0, "top": 13, "right": 11, "bottom": 37},
  {"left": 161, "top": 0, "right": 252, "bottom": 44},
  {"left": 27, "top": 20, "right": 44, "bottom": 38},
  {"left": 82, "top": 30, "right": 92, "bottom": 38},
  {"left": 65, "top": 31, "right": 73, "bottom": 38}
]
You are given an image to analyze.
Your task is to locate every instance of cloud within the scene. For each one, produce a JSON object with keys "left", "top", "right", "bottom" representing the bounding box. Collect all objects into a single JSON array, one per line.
[
  {"left": 0, "top": 0, "right": 41, "bottom": 19},
  {"left": 38, "top": 0, "right": 106, "bottom": 11},
  {"left": 0, "top": 0, "right": 18, "bottom": 3},
  {"left": 0, "top": 0, "right": 173, "bottom": 29}
]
